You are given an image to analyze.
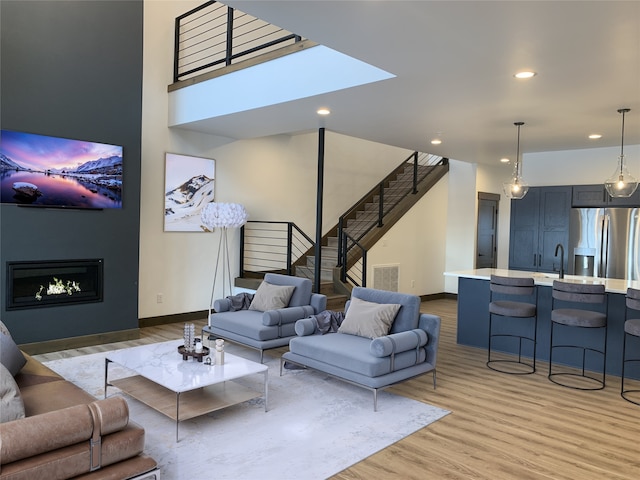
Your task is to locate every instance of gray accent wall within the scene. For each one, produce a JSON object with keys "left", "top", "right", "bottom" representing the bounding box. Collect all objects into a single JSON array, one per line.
[{"left": 0, "top": 0, "right": 143, "bottom": 343}]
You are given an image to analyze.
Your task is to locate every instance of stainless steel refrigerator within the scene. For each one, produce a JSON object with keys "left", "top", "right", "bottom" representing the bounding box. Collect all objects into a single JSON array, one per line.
[{"left": 569, "top": 208, "right": 640, "bottom": 280}]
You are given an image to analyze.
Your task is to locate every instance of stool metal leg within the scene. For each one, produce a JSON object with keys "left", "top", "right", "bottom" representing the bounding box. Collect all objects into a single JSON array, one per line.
[
  {"left": 548, "top": 322, "right": 606, "bottom": 391},
  {"left": 621, "top": 331, "right": 640, "bottom": 405},
  {"left": 487, "top": 312, "right": 536, "bottom": 375}
]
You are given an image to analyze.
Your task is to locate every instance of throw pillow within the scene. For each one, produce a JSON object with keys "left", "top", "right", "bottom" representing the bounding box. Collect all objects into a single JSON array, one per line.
[
  {"left": 0, "top": 363, "right": 25, "bottom": 423},
  {"left": 0, "top": 332, "right": 27, "bottom": 376},
  {"left": 338, "top": 297, "right": 401, "bottom": 339},
  {"left": 0, "top": 319, "right": 11, "bottom": 337},
  {"left": 248, "top": 281, "right": 296, "bottom": 312}
]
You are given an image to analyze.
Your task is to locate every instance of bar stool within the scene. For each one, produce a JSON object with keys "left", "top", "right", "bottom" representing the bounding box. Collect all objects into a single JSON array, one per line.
[
  {"left": 548, "top": 280, "right": 607, "bottom": 390},
  {"left": 487, "top": 275, "right": 537, "bottom": 374},
  {"left": 621, "top": 288, "right": 640, "bottom": 405}
]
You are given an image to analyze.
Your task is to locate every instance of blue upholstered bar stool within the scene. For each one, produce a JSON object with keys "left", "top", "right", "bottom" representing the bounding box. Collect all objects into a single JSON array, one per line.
[
  {"left": 621, "top": 288, "right": 640, "bottom": 405},
  {"left": 487, "top": 275, "right": 537, "bottom": 374},
  {"left": 548, "top": 280, "right": 607, "bottom": 390}
]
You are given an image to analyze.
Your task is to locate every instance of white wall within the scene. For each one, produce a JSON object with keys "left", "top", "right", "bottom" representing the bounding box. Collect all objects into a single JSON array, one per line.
[
  {"left": 524, "top": 145, "right": 640, "bottom": 185},
  {"left": 210, "top": 131, "right": 411, "bottom": 236},
  {"left": 443, "top": 160, "right": 478, "bottom": 293},
  {"left": 142, "top": 1, "right": 416, "bottom": 316},
  {"left": 368, "top": 176, "right": 449, "bottom": 295}
]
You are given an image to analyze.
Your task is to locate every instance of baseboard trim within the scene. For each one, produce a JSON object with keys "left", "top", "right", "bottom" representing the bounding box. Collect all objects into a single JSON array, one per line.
[
  {"left": 19, "top": 329, "right": 140, "bottom": 355},
  {"left": 139, "top": 310, "right": 208, "bottom": 328}
]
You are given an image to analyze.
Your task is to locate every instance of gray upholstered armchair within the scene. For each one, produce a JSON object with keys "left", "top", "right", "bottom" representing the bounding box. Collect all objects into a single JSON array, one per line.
[
  {"left": 203, "top": 273, "right": 327, "bottom": 362},
  {"left": 281, "top": 287, "right": 441, "bottom": 410}
]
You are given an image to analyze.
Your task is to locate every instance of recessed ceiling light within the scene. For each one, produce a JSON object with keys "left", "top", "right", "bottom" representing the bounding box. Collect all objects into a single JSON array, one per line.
[
  {"left": 500, "top": 157, "right": 510, "bottom": 163},
  {"left": 317, "top": 108, "right": 331, "bottom": 115},
  {"left": 431, "top": 139, "right": 442, "bottom": 145},
  {"left": 588, "top": 134, "right": 602, "bottom": 139},
  {"left": 514, "top": 71, "right": 537, "bottom": 79}
]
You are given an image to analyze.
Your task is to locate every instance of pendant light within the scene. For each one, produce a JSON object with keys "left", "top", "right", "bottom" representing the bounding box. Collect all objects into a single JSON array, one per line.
[
  {"left": 605, "top": 108, "right": 637, "bottom": 198},
  {"left": 503, "top": 121, "right": 529, "bottom": 200}
]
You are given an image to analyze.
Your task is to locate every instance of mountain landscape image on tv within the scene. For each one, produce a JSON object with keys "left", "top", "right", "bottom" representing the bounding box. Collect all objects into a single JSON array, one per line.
[{"left": 0, "top": 130, "right": 123, "bottom": 208}]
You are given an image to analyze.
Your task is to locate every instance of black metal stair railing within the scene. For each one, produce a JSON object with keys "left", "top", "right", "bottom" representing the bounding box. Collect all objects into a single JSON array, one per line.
[
  {"left": 337, "top": 152, "right": 448, "bottom": 286},
  {"left": 240, "top": 221, "right": 315, "bottom": 279},
  {"left": 341, "top": 232, "right": 367, "bottom": 288},
  {"left": 174, "top": 1, "right": 302, "bottom": 82}
]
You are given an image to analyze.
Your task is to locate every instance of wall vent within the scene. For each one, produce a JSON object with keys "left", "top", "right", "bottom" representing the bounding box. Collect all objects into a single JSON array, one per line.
[{"left": 372, "top": 264, "right": 399, "bottom": 292}]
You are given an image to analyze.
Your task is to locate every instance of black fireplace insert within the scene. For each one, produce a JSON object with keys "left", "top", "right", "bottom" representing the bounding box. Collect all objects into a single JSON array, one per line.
[{"left": 6, "top": 259, "right": 103, "bottom": 310}]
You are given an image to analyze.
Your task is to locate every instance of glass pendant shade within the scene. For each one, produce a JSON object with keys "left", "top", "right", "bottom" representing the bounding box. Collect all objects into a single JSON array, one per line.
[
  {"left": 503, "top": 174, "right": 529, "bottom": 200},
  {"left": 604, "top": 155, "right": 638, "bottom": 198},
  {"left": 605, "top": 109, "right": 637, "bottom": 198},
  {"left": 503, "top": 121, "right": 529, "bottom": 200}
]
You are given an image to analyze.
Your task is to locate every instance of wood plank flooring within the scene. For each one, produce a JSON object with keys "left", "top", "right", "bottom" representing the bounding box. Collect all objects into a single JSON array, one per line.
[{"left": 34, "top": 299, "right": 640, "bottom": 479}]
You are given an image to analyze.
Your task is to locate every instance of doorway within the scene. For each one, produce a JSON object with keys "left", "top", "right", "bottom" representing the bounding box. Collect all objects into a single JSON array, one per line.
[{"left": 476, "top": 192, "right": 499, "bottom": 268}]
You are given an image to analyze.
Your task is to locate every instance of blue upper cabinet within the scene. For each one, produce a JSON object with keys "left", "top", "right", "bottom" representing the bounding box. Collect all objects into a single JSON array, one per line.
[
  {"left": 572, "top": 184, "right": 640, "bottom": 207},
  {"left": 572, "top": 185, "right": 607, "bottom": 207},
  {"left": 509, "top": 186, "right": 571, "bottom": 273}
]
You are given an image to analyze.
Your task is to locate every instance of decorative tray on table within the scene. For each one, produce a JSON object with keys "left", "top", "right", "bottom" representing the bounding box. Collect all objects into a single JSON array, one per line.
[{"left": 177, "top": 345, "right": 210, "bottom": 362}]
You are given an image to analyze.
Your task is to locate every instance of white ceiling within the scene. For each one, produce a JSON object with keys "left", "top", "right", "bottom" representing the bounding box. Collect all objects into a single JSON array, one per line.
[{"left": 185, "top": 0, "right": 640, "bottom": 166}]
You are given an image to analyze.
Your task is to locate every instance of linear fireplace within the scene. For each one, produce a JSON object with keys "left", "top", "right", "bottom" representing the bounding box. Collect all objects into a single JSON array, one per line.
[{"left": 6, "top": 259, "right": 103, "bottom": 310}]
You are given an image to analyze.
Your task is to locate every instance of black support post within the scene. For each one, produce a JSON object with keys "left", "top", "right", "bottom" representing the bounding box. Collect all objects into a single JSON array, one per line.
[
  {"left": 378, "top": 183, "right": 384, "bottom": 228},
  {"left": 225, "top": 7, "right": 234, "bottom": 66},
  {"left": 314, "top": 128, "right": 325, "bottom": 293},
  {"left": 412, "top": 151, "right": 418, "bottom": 194}
]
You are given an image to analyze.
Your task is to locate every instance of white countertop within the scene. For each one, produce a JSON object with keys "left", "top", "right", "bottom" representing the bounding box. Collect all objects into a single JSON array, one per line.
[{"left": 444, "top": 268, "right": 640, "bottom": 294}]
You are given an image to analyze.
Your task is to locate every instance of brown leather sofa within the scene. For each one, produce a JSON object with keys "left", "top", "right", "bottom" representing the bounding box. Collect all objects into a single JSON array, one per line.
[{"left": 0, "top": 352, "right": 159, "bottom": 480}]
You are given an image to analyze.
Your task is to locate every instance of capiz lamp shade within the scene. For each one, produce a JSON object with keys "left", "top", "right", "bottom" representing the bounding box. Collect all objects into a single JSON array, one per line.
[
  {"left": 201, "top": 202, "right": 248, "bottom": 230},
  {"left": 502, "top": 122, "right": 529, "bottom": 200},
  {"left": 605, "top": 108, "right": 638, "bottom": 198}
]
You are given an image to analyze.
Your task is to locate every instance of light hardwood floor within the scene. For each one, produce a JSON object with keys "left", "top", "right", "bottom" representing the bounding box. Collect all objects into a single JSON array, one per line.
[{"left": 35, "top": 299, "right": 640, "bottom": 479}]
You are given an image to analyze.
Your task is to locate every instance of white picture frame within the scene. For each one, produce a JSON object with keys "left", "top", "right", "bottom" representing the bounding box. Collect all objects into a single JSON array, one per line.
[{"left": 164, "top": 153, "right": 215, "bottom": 232}]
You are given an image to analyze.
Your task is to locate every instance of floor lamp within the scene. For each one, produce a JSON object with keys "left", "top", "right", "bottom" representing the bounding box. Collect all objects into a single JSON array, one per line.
[{"left": 201, "top": 202, "right": 248, "bottom": 317}]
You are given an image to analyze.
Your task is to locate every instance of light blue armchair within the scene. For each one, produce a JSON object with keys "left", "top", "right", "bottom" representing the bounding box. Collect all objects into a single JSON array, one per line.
[
  {"left": 281, "top": 287, "right": 441, "bottom": 410},
  {"left": 203, "top": 273, "right": 327, "bottom": 362}
]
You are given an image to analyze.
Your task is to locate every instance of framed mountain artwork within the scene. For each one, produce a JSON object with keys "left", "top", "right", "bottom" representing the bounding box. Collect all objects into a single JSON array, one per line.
[{"left": 164, "top": 153, "right": 215, "bottom": 232}]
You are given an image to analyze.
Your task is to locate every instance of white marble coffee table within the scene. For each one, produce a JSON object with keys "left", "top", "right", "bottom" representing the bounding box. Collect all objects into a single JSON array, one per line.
[{"left": 104, "top": 339, "right": 268, "bottom": 441}]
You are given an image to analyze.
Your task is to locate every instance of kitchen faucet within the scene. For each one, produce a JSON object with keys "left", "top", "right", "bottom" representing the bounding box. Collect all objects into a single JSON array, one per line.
[{"left": 555, "top": 243, "right": 565, "bottom": 279}]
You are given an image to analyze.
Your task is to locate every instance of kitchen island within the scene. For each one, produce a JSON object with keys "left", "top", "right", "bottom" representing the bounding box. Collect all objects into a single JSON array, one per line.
[{"left": 445, "top": 268, "right": 640, "bottom": 377}]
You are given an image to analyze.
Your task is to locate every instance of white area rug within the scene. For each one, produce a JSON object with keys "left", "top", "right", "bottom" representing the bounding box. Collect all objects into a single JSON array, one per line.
[{"left": 43, "top": 343, "right": 449, "bottom": 479}]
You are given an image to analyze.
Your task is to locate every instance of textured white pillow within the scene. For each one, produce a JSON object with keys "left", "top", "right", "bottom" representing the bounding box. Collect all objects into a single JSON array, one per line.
[
  {"left": 338, "top": 297, "right": 401, "bottom": 339},
  {"left": 0, "top": 319, "right": 11, "bottom": 337},
  {"left": 249, "top": 281, "right": 295, "bottom": 312},
  {"left": 0, "top": 363, "right": 25, "bottom": 423},
  {"left": 0, "top": 333, "right": 26, "bottom": 377}
]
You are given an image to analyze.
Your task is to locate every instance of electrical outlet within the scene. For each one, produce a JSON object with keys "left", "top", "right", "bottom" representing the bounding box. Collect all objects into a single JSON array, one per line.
[
  {"left": 156, "top": 293, "right": 163, "bottom": 303},
  {"left": 411, "top": 280, "right": 415, "bottom": 288}
]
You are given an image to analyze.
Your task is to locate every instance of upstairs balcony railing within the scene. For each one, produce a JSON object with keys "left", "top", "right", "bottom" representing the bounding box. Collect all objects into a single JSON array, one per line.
[{"left": 174, "top": 1, "right": 302, "bottom": 82}]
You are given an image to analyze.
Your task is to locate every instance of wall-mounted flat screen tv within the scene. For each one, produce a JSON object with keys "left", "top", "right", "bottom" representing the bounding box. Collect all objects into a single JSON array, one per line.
[{"left": 0, "top": 129, "right": 123, "bottom": 209}]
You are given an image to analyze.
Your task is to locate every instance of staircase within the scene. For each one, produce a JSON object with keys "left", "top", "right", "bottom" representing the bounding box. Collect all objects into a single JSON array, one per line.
[
  {"left": 237, "top": 153, "right": 448, "bottom": 308},
  {"left": 293, "top": 154, "right": 449, "bottom": 293}
]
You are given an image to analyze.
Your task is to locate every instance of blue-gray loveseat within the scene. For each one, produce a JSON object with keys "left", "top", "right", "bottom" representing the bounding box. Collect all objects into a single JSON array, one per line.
[
  {"left": 203, "top": 273, "right": 327, "bottom": 362},
  {"left": 281, "top": 287, "right": 441, "bottom": 410}
]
